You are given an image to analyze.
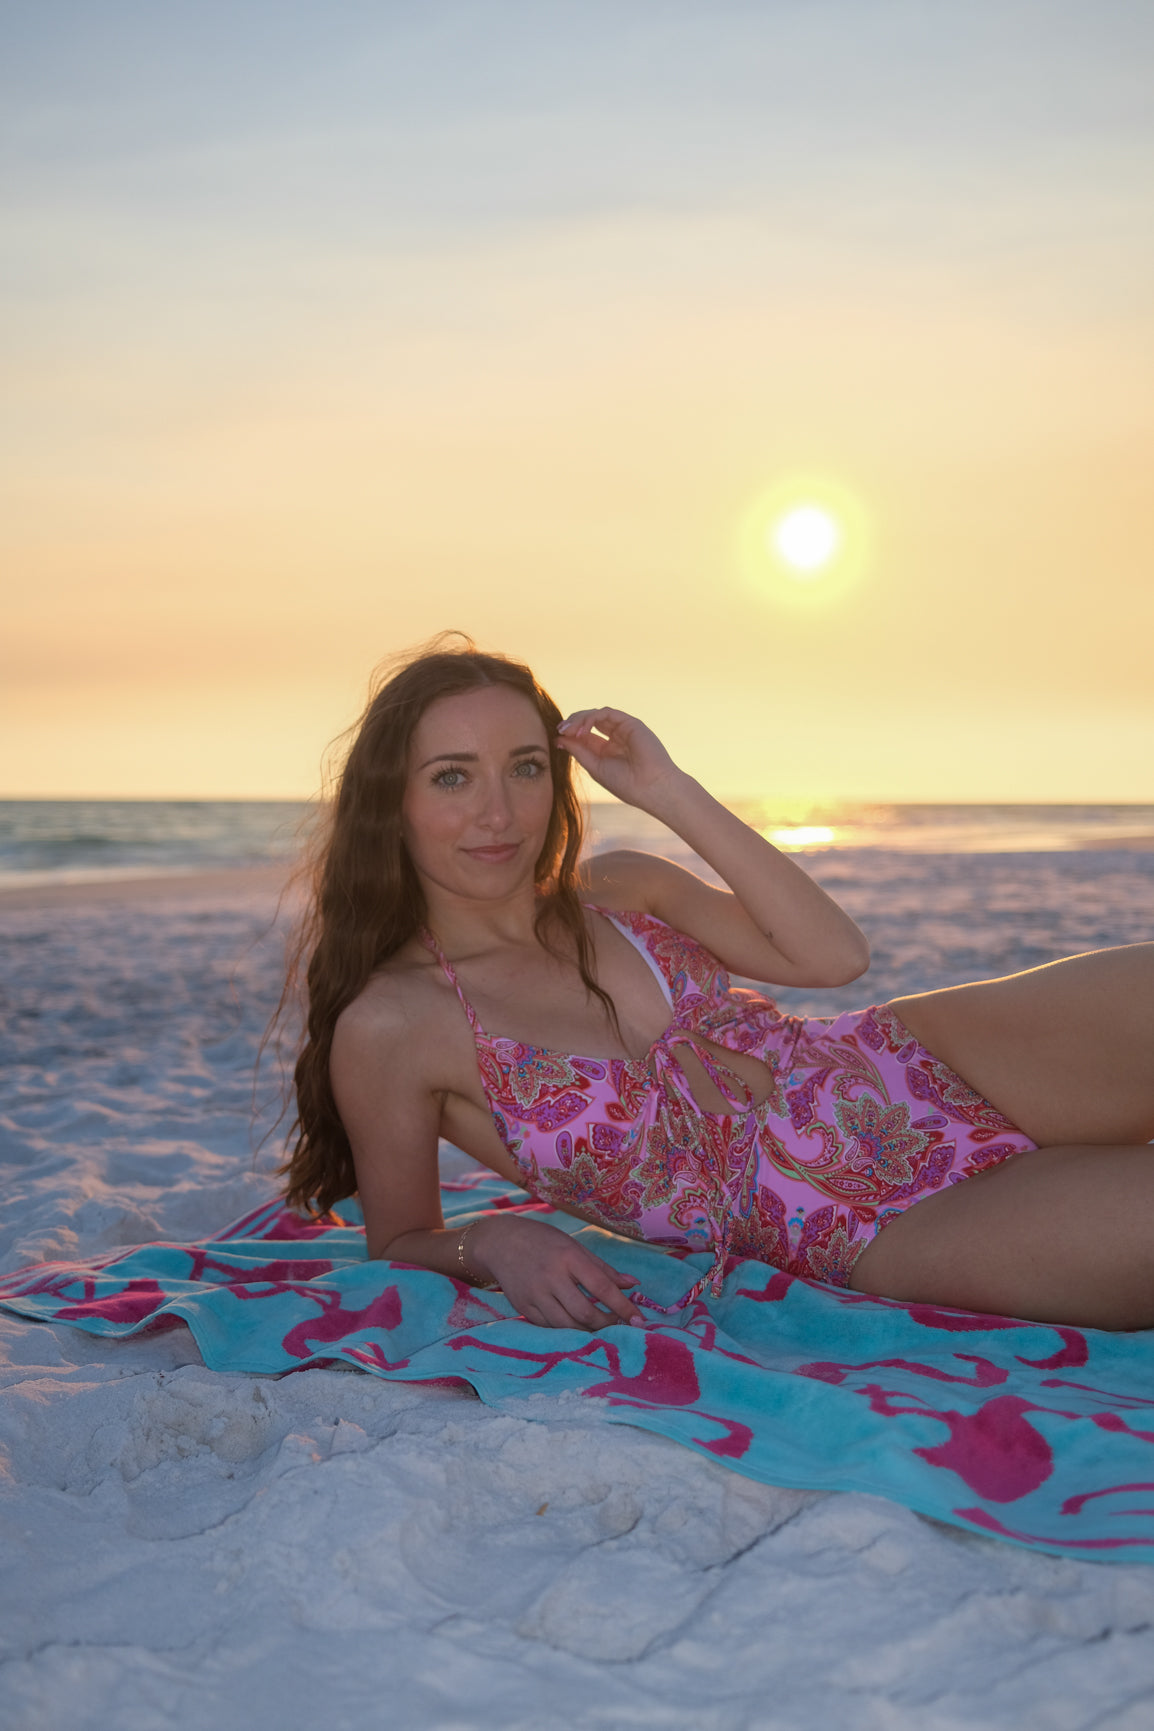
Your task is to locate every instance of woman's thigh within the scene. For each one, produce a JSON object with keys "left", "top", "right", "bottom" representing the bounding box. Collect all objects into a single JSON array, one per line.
[
  {"left": 889, "top": 943, "right": 1154, "bottom": 1146},
  {"left": 848, "top": 1144, "right": 1154, "bottom": 1330}
]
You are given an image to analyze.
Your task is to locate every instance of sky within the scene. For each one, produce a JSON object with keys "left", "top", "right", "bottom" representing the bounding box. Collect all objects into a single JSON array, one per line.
[{"left": 2, "top": 0, "right": 1152, "bottom": 804}]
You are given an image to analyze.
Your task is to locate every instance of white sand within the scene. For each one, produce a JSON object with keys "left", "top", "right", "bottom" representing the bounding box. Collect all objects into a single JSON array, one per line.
[{"left": 2, "top": 871, "right": 1154, "bottom": 1730}]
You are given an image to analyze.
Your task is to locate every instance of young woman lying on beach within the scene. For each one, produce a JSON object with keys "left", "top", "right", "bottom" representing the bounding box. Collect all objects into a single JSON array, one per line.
[{"left": 281, "top": 643, "right": 1154, "bottom": 1333}]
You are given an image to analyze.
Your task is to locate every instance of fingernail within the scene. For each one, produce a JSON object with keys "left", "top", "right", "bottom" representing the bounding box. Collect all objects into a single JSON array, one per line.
[{"left": 629, "top": 1314, "right": 645, "bottom": 1328}]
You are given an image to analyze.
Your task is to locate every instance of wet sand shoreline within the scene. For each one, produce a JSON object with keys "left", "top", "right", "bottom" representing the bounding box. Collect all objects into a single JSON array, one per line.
[
  {"left": 0, "top": 863, "right": 293, "bottom": 912},
  {"left": 2, "top": 834, "right": 1151, "bottom": 916}
]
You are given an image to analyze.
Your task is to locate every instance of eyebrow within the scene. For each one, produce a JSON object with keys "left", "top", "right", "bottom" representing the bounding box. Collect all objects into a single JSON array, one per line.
[{"left": 417, "top": 744, "right": 547, "bottom": 771}]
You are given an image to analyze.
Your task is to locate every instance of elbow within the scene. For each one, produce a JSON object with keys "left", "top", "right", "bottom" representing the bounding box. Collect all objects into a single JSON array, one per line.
[
  {"left": 370, "top": 1231, "right": 408, "bottom": 1263},
  {"left": 818, "top": 936, "right": 871, "bottom": 988},
  {"left": 839, "top": 935, "right": 872, "bottom": 985}
]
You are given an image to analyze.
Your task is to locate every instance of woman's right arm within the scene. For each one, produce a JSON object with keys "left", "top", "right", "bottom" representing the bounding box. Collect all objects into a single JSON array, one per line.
[{"left": 329, "top": 991, "right": 644, "bottom": 1329}]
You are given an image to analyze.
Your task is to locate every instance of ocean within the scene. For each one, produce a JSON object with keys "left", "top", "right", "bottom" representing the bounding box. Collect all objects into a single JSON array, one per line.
[
  {"left": 3, "top": 798, "right": 1153, "bottom": 889},
  {"left": 1, "top": 798, "right": 1150, "bottom": 1018},
  {"left": 0, "top": 800, "right": 312, "bottom": 889}
]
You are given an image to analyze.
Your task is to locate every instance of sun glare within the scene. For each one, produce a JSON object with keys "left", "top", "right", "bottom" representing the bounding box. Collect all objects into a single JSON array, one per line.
[
  {"left": 766, "top": 825, "right": 837, "bottom": 849},
  {"left": 738, "top": 472, "right": 871, "bottom": 610},
  {"left": 770, "top": 505, "right": 841, "bottom": 576}
]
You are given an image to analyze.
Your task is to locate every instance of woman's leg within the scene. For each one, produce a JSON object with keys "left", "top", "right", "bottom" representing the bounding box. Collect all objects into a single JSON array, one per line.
[
  {"left": 848, "top": 1144, "right": 1154, "bottom": 1329},
  {"left": 890, "top": 943, "right": 1154, "bottom": 1147}
]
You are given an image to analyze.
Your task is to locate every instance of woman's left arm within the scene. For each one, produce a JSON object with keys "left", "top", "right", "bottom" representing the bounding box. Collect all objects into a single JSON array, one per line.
[{"left": 559, "top": 707, "right": 870, "bottom": 988}]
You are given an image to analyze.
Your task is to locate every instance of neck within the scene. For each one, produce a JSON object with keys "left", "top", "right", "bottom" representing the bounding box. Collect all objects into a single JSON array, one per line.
[{"left": 420, "top": 879, "right": 552, "bottom": 957}]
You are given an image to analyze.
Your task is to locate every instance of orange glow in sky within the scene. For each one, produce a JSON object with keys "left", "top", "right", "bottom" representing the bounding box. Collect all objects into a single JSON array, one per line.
[{"left": 2, "top": 5, "right": 1152, "bottom": 802}]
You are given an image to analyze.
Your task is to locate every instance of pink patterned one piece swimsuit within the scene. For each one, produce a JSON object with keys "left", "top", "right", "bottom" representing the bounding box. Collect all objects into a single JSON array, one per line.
[{"left": 422, "top": 907, "right": 1035, "bottom": 1301}]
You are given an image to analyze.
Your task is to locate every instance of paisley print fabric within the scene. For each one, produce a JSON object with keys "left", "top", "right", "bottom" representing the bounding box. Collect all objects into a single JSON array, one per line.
[{"left": 424, "top": 909, "right": 1035, "bottom": 1304}]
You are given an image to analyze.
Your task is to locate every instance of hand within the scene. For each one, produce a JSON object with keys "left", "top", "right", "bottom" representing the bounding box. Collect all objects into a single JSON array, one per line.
[
  {"left": 469, "top": 1213, "right": 644, "bottom": 1331},
  {"left": 555, "top": 707, "right": 684, "bottom": 815}
]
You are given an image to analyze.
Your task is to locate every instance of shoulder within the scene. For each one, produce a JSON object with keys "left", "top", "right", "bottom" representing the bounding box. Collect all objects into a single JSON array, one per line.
[
  {"left": 584, "top": 848, "right": 757, "bottom": 980},
  {"left": 331, "top": 945, "right": 466, "bottom": 1082},
  {"left": 582, "top": 848, "right": 689, "bottom": 915}
]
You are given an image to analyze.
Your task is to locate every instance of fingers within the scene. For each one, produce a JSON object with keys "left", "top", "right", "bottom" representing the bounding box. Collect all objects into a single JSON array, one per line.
[
  {"left": 553, "top": 1261, "right": 645, "bottom": 1331},
  {"left": 521, "top": 1291, "right": 612, "bottom": 1331},
  {"left": 555, "top": 713, "right": 635, "bottom": 780},
  {"left": 598, "top": 1259, "right": 639, "bottom": 1288},
  {"left": 557, "top": 707, "right": 632, "bottom": 741},
  {"left": 524, "top": 1294, "right": 580, "bottom": 1330},
  {"left": 585, "top": 1258, "right": 644, "bottom": 1323},
  {"left": 502, "top": 1229, "right": 646, "bottom": 1331},
  {"left": 518, "top": 1276, "right": 645, "bottom": 1331}
]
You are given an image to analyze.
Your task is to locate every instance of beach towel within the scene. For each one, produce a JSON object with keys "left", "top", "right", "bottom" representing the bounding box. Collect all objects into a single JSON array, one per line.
[{"left": 4, "top": 1172, "right": 1154, "bottom": 1565}]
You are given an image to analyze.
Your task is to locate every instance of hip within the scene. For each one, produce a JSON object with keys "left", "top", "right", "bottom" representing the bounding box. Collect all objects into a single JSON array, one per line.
[{"left": 730, "top": 1002, "right": 1036, "bottom": 1284}]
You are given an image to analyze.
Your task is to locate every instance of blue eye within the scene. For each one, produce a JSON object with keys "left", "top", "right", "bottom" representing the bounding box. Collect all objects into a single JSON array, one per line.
[
  {"left": 432, "top": 767, "right": 467, "bottom": 789},
  {"left": 513, "top": 759, "right": 546, "bottom": 778}
]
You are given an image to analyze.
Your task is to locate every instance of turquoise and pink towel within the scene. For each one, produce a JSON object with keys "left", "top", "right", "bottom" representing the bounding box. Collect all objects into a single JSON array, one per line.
[{"left": 4, "top": 1172, "right": 1154, "bottom": 1564}]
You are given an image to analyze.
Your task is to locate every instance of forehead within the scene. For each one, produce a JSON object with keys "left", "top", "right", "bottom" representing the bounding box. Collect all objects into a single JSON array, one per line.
[{"left": 409, "top": 684, "right": 548, "bottom": 754}]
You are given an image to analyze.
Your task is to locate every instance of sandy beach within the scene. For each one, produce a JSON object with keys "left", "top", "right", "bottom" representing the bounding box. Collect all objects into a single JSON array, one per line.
[{"left": 3, "top": 861, "right": 1154, "bottom": 1730}]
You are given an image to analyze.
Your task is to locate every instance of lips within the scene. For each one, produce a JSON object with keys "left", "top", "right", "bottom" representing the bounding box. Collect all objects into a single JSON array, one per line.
[{"left": 463, "top": 843, "right": 521, "bottom": 864}]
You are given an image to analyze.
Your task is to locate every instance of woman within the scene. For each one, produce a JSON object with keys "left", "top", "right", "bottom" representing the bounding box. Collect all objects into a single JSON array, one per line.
[{"left": 281, "top": 641, "right": 1154, "bottom": 1332}]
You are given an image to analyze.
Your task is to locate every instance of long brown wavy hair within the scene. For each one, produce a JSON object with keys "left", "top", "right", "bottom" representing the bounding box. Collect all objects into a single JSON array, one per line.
[{"left": 277, "top": 634, "right": 615, "bottom": 1216}]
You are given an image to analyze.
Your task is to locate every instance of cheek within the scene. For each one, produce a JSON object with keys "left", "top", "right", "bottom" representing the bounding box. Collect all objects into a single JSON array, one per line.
[
  {"left": 520, "top": 776, "right": 556, "bottom": 822},
  {"left": 401, "top": 787, "right": 462, "bottom": 860}
]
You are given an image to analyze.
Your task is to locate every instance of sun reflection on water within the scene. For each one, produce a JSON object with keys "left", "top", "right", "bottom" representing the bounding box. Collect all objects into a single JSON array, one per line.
[{"left": 765, "top": 825, "right": 838, "bottom": 849}]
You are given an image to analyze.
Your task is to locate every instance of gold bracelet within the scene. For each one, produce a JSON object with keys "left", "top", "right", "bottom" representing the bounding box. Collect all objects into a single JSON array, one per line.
[{"left": 456, "top": 1219, "right": 498, "bottom": 1289}]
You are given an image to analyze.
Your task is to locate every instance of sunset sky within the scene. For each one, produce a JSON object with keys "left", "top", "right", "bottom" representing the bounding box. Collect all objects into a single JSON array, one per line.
[{"left": 3, "top": 0, "right": 1152, "bottom": 804}]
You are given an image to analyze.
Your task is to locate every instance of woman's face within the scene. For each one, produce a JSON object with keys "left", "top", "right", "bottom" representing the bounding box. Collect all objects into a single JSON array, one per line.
[{"left": 402, "top": 684, "right": 555, "bottom": 903}]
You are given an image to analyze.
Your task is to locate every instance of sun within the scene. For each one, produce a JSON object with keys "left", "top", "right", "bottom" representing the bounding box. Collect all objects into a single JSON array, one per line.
[
  {"left": 737, "top": 473, "right": 871, "bottom": 608},
  {"left": 769, "top": 504, "right": 842, "bottom": 578}
]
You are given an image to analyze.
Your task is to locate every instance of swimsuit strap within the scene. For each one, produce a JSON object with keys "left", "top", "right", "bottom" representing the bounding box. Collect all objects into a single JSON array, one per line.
[
  {"left": 418, "top": 928, "right": 480, "bottom": 1032},
  {"left": 586, "top": 902, "right": 677, "bottom": 1012}
]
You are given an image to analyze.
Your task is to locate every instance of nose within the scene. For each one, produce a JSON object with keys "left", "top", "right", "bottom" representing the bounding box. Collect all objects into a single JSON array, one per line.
[{"left": 474, "top": 772, "right": 515, "bottom": 834}]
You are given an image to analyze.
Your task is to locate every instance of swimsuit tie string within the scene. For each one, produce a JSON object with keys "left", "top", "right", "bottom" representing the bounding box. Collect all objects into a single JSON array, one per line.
[
  {"left": 660, "top": 1033, "right": 757, "bottom": 1115},
  {"left": 636, "top": 1034, "right": 752, "bottom": 1312}
]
